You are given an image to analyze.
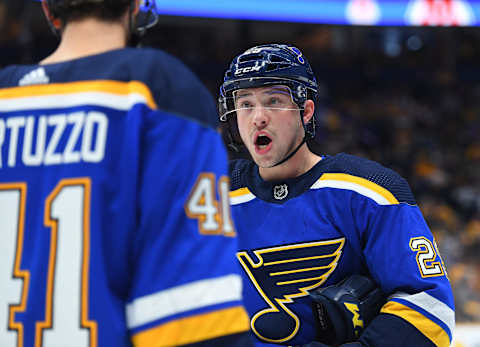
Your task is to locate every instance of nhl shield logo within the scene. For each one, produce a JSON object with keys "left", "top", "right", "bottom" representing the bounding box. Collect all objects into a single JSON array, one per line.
[{"left": 273, "top": 184, "right": 288, "bottom": 200}]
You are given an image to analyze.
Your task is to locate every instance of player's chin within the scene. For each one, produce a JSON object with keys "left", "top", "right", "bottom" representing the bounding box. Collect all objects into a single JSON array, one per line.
[{"left": 255, "top": 156, "right": 276, "bottom": 168}]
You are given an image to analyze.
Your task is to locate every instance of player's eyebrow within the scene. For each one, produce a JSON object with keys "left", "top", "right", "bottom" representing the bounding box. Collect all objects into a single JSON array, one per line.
[{"left": 235, "top": 90, "right": 253, "bottom": 99}]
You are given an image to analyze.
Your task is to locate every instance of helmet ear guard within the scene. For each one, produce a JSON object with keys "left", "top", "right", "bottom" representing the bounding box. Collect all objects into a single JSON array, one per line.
[{"left": 132, "top": 0, "right": 158, "bottom": 38}]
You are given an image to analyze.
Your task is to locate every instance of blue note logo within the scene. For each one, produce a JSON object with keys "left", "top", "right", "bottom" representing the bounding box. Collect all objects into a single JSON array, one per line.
[{"left": 237, "top": 238, "right": 345, "bottom": 343}]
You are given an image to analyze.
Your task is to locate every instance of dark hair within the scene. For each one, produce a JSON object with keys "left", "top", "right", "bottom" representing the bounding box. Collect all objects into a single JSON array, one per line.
[{"left": 47, "top": 0, "right": 133, "bottom": 23}]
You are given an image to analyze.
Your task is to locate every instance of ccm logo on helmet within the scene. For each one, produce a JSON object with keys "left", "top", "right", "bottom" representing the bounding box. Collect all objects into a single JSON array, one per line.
[{"left": 234, "top": 62, "right": 266, "bottom": 75}]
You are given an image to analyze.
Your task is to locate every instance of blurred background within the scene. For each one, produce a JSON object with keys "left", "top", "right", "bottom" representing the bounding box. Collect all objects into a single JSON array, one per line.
[{"left": 1, "top": 0, "right": 479, "bottom": 344}]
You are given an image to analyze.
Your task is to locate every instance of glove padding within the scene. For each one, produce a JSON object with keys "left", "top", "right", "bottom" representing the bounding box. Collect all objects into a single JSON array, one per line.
[{"left": 310, "top": 275, "right": 386, "bottom": 346}]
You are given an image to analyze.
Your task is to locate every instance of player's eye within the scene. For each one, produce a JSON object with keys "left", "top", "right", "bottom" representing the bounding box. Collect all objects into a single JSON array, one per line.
[
  {"left": 239, "top": 101, "right": 253, "bottom": 109},
  {"left": 266, "top": 97, "right": 281, "bottom": 106}
]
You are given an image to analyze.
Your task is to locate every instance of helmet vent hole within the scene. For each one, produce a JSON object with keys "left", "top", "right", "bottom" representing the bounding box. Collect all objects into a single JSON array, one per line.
[
  {"left": 238, "top": 54, "right": 263, "bottom": 62},
  {"left": 269, "top": 55, "right": 285, "bottom": 63},
  {"left": 265, "top": 64, "right": 279, "bottom": 72}
]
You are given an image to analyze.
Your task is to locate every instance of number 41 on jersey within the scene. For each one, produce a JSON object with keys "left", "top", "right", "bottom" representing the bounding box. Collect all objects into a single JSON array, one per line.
[{"left": 185, "top": 173, "right": 235, "bottom": 237}]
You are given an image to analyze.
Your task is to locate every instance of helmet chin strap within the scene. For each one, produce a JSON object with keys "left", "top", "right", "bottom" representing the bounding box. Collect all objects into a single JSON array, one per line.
[
  {"left": 269, "top": 109, "right": 308, "bottom": 168},
  {"left": 269, "top": 135, "right": 306, "bottom": 168}
]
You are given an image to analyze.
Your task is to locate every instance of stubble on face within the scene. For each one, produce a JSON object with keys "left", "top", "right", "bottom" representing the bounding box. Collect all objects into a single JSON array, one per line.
[{"left": 245, "top": 110, "right": 303, "bottom": 169}]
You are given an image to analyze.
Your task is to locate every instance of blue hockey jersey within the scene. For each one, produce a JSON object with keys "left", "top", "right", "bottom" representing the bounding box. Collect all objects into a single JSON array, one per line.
[
  {"left": 0, "top": 49, "right": 250, "bottom": 347},
  {"left": 230, "top": 154, "right": 454, "bottom": 347},
  {"left": 0, "top": 47, "right": 218, "bottom": 128}
]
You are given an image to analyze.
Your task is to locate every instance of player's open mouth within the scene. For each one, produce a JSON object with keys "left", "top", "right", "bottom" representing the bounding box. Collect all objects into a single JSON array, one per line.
[{"left": 254, "top": 133, "right": 272, "bottom": 154}]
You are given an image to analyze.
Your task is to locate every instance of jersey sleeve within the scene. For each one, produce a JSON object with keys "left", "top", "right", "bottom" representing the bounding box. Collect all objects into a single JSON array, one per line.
[
  {"left": 352, "top": 174, "right": 455, "bottom": 347},
  {"left": 126, "top": 110, "right": 251, "bottom": 346}
]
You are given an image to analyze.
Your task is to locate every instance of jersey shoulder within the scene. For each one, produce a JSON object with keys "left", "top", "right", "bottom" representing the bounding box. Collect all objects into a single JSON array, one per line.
[
  {"left": 323, "top": 153, "right": 416, "bottom": 204},
  {"left": 144, "top": 109, "right": 227, "bottom": 172},
  {"left": 115, "top": 48, "right": 204, "bottom": 87},
  {"left": 101, "top": 48, "right": 217, "bottom": 128},
  {"left": 0, "top": 64, "right": 25, "bottom": 88},
  {"left": 0, "top": 48, "right": 217, "bottom": 127},
  {"left": 0, "top": 48, "right": 169, "bottom": 88},
  {"left": 153, "top": 109, "right": 218, "bottom": 139},
  {"left": 135, "top": 48, "right": 218, "bottom": 127}
]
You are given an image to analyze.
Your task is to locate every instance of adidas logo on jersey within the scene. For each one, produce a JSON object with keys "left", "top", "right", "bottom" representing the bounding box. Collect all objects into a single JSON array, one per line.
[{"left": 19, "top": 67, "right": 50, "bottom": 86}]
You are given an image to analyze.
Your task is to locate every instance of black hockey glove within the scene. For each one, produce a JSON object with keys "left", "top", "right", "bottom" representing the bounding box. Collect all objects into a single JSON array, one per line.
[{"left": 310, "top": 275, "right": 386, "bottom": 346}]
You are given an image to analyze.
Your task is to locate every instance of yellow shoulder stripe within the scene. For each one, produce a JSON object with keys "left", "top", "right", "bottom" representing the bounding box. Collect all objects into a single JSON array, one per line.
[
  {"left": 229, "top": 187, "right": 252, "bottom": 198},
  {"left": 0, "top": 80, "right": 157, "bottom": 109},
  {"left": 320, "top": 173, "right": 399, "bottom": 204},
  {"left": 381, "top": 301, "right": 450, "bottom": 347},
  {"left": 131, "top": 306, "right": 250, "bottom": 347}
]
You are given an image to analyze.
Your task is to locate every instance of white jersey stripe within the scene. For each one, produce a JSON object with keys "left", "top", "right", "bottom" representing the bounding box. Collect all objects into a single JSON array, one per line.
[
  {"left": 126, "top": 274, "right": 243, "bottom": 329},
  {"left": 310, "top": 179, "right": 392, "bottom": 205},
  {"left": 0, "top": 92, "right": 151, "bottom": 112},
  {"left": 230, "top": 193, "right": 256, "bottom": 205},
  {"left": 389, "top": 291, "right": 455, "bottom": 335}
]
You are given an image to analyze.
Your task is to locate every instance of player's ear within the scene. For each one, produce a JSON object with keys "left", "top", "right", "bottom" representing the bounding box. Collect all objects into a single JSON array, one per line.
[{"left": 302, "top": 100, "right": 315, "bottom": 124}]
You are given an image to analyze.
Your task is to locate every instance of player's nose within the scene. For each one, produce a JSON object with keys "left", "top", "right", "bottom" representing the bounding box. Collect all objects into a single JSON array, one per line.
[{"left": 252, "top": 105, "right": 268, "bottom": 128}]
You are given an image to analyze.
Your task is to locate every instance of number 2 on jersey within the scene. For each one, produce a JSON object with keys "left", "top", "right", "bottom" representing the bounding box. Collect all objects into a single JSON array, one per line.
[{"left": 410, "top": 236, "right": 446, "bottom": 278}]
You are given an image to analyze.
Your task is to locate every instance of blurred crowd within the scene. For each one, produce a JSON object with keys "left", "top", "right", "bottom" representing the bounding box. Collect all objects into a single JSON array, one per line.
[{"left": 1, "top": 0, "right": 479, "bottom": 323}]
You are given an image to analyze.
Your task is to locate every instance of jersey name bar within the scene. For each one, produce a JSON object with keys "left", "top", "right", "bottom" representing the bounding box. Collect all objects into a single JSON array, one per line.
[{"left": 0, "top": 111, "right": 108, "bottom": 168}]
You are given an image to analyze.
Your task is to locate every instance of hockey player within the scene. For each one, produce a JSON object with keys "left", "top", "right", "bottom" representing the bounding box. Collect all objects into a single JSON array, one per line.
[
  {"left": 0, "top": 1, "right": 251, "bottom": 346},
  {"left": 30, "top": 0, "right": 217, "bottom": 127},
  {"left": 219, "top": 44, "right": 454, "bottom": 346}
]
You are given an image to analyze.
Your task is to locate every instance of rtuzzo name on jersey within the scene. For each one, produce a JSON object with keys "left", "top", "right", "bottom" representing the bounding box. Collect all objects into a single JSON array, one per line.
[{"left": 0, "top": 111, "right": 108, "bottom": 168}]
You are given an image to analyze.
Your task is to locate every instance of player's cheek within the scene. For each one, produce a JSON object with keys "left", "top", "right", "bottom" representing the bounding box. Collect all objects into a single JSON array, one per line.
[{"left": 237, "top": 118, "right": 250, "bottom": 144}]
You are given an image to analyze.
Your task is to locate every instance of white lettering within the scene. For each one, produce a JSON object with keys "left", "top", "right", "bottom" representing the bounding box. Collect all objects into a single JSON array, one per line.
[
  {"left": 234, "top": 62, "right": 266, "bottom": 75},
  {"left": 0, "top": 119, "right": 4, "bottom": 168},
  {"left": 1, "top": 111, "right": 108, "bottom": 168},
  {"left": 6, "top": 117, "right": 25, "bottom": 167},
  {"left": 81, "top": 112, "right": 107, "bottom": 163},
  {"left": 63, "top": 112, "right": 84, "bottom": 164},
  {"left": 44, "top": 115, "right": 66, "bottom": 166},
  {"left": 22, "top": 116, "right": 47, "bottom": 166}
]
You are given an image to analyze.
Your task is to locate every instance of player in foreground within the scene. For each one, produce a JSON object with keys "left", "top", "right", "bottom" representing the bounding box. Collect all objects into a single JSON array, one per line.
[
  {"left": 35, "top": 0, "right": 217, "bottom": 127},
  {"left": 0, "top": 1, "right": 251, "bottom": 346},
  {"left": 219, "top": 43, "right": 454, "bottom": 346}
]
